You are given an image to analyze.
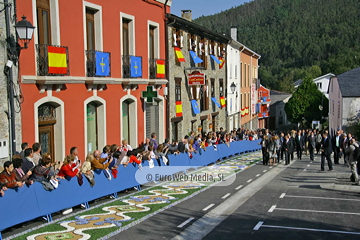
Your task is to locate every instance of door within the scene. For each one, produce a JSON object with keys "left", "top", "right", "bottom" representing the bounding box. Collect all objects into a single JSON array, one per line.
[
  {"left": 146, "top": 102, "right": 159, "bottom": 139},
  {"left": 39, "top": 124, "right": 55, "bottom": 163}
]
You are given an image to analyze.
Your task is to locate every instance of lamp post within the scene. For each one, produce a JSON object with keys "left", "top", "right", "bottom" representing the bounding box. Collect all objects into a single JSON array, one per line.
[
  {"left": 4, "top": 0, "right": 34, "bottom": 156},
  {"left": 230, "top": 82, "right": 236, "bottom": 93}
]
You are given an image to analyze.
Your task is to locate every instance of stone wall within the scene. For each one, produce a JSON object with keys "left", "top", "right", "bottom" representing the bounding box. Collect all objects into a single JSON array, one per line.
[
  {"left": 0, "top": 0, "right": 22, "bottom": 167},
  {"left": 167, "top": 26, "right": 227, "bottom": 140}
]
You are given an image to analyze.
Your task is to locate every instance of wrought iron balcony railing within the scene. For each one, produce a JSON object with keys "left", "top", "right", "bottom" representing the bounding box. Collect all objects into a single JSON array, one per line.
[
  {"left": 122, "top": 55, "right": 142, "bottom": 78},
  {"left": 36, "top": 44, "right": 70, "bottom": 76},
  {"left": 85, "top": 50, "right": 111, "bottom": 77},
  {"left": 149, "top": 58, "right": 166, "bottom": 79}
]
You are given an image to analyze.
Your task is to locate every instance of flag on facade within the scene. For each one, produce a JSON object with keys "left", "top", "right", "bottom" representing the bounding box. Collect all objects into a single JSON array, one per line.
[
  {"left": 176, "top": 101, "right": 183, "bottom": 117},
  {"left": 95, "top": 51, "right": 110, "bottom": 76},
  {"left": 156, "top": 59, "right": 165, "bottom": 78},
  {"left": 191, "top": 100, "right": 200, "bottom": 114},
  {"left": 130, "top": 56, "right": 142, "bottom": 77},
  {"left": 210, "top": 55, "right": 221, "bottom": 64},
  {"left": 189, "top": 51, "right": 203, "bottom": 64},
  {"left": 245, "top": 107, "right": 249, "bottom": 115},
  {"left": 241, "top": 108, "right": 246, "bottom": 117},
  {"left": 219, "top": 57, "right": 225, "bottom": 69},
  {"left": 47, "top": 46, "right": 67, "bottom": 74},
  {"left": 220, "top": 96, "right": 226, "bottom": 108},
  {"left": 211, "top": 97, "right": 221, "bottom": 108},
  {"left": 174, "top": 47, "right": 185, "bottom": 62}
]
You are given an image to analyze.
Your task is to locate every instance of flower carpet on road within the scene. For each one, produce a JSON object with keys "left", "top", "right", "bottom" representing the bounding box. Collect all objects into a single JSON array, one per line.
[{"left": 9, "top": 151, "right": 261, "bottom": 240}]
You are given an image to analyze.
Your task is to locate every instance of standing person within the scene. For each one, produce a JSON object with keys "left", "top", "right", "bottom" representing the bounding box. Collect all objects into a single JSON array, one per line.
[
  {"left": 268, "top": 136, "right": 277, "bottom": 166},
  {"left": 320, "top": 133, "right": 333, "bottom": 171},
  {"left": 150, "top": 133, "right": 158, "bottom": 151},
  {"left": 283, "top": 135, "right": 292, "bottom": 165},
  {"left": 295, "top": 131, "right": 305, "bottom": 160},
  {"left": 275, "top": 135, "right": 281, "bottom": 163},
  {"left": 345, "top": 138, "right": 359, "bottom": 185},
  {"left": 19, "top": 142, "right": 28, "bottom": 159},
  {"left": 290, "top": 131, "right": 296, "bottom": 161},
  {"left": 341, "top": 133, "right": 348, "bottom": 166},
  {"left": 332, "top": 131, "right": 343, "bottom": 164},
  {"left": 32, "top": 142, "right": 42, "bottom": 166},
  {"left": 308, "top": 130, "right": 316, "bottom": 161},
  {"left": 316, "top": 130, "right": 322, "bottom": 154},
  {"left": 279, "top": 133, "right": 285, "bottom": 160},
  {"left": 259, "top": 135, "right": 269, "bottom": 165},
  {"left": 344, "top": 133, "right": 353, "bottom": 167}
]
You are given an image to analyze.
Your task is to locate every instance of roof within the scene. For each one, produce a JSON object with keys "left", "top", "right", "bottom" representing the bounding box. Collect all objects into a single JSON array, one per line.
[
  {"left": 293, "top": 79, "right": 303, "bottom": 86},
  {"left": 270, "top": 90, "right": 291, "bottom": 105},
  {"left": 167, "top": 14, "right": 231, "bottom": 43},
  {"left": 313, "top": 73, "right": 335, "bottom": 82},
  {"left": 336, "top": 66, "right": 360, "bottom": 97}
]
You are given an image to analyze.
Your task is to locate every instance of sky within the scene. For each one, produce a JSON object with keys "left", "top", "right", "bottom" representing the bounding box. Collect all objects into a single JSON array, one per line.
[{"left": 171, "top": 0, "right": 252, "bottom": 19}]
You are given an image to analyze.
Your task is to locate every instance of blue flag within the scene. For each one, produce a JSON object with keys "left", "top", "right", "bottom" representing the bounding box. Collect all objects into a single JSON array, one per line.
[
  {"left": 95, "top": 51, "right": 110, "bottom": 76},
  {"left": 130, "top": 56, "right": 142, "bottom": 77},
  {"left": 191, "top": 100, "right": 200, "bottom": 114},
  {"left": 211, "top": 97, "right": 221, "bottom": 108},
  {"left": 189, "top": 51, "right": 203, "bottom": 64},
  {"left": 210, "top": 55, "right": 221, "bottom": 64}
]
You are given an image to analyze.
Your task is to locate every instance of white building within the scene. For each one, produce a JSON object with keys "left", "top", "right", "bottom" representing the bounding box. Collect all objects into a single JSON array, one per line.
[
  {"left": 226, "top": 28, "right": 241, "bottom": 130},
  {"left": 269, "top": 90, "right": 292, "bottom": 130},
  {"left": 294, "top": 73, "right": 335, "bottom": 99},
  {"left": 328, "top": 67, "right": 360, "bottom": 136}
]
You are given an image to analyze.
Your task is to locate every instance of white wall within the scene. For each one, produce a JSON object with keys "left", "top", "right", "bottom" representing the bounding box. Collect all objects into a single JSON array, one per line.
[
  {"left": 226, "top": 44, "right": 240, "bottom": 116},
  {"left": 328, "top": 77, "right": 342, "bottom": 134}
]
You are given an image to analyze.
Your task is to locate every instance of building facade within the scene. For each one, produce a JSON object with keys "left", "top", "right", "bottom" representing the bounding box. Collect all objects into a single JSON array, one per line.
[
  {"left": 17, "top": 0, "right": 170, "bottom": 161},
  {"left": 257, "top": 85, "right": 270, "bottom": 129},
  {"left": 239, "top": 45, "right": 260, "bottom": 130},
  {"left": 328, "top": 67, "right": 360, "bottom": 136},
  {"left": 167, "top": 12, "right": 230, "bottom": 141},
  {"left": 294, "top": 73, "right": 335, "bottom": 99},
  {"left": 269, "top": 90, "right": 291, "bottom": 130}
]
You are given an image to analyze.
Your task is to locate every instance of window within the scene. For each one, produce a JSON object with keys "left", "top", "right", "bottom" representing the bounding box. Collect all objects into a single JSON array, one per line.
[
  {"left": 37, "top": 0, "right": 51, "bottom": 45},
  {"left": 198, "top": 38, "right": 207, "bottom": 69},
  {"left": 172, "top": 29, "right": 183, "bottom": 48},
  {"left": 244, "top": 64, "right": 247, "bottom": 87},
  {"left": 240, "top": 93, "right": 243, "bottom": 109},
  {"left": 258, "top": 91, "right": 262, "bottom": 100},
  {"left": 240, "top": 62, "right": 243, "bottom": 87},
  {"left": 191, "top": 85, "right": 198, "bottom": 100},
  {"left": 87, "top": 102, "right": 98, "bottom": 153},
  {"left": 175, "top": 78, "right": 181, "bottom": 101},
  {"left": 317, "top": 82, "right": 322, "bottom": 90},
  {"left": 219, "top": 79, "right": 224, "bottom": 97},
  {"left": 200, "top": 80, "right": 209, "bottom": 111},
  {"left": 248, "top": 92, "right": 251, "bottom": 109},
  {"left": 235, "top": 65, "right": 237, "bottom": 79},
  {"left": 248, "top": 65, "right": 250, "bottom": 86},
  {"left": 86, "top": 8, "right": 96, "bottom": 51},
  {"left": 230, "top": 63, "right": 232, "bottom": 79},
  {"left": 149, "top": 26, "right": 155, "bottom": 60},
  {"left": 122, "top": 19, "right": 130, "bottom": 56},
  {"left": 122, "top": 100, "right": 131, "bottom": 143},
  {"left": 211, "top": 78, "right": 215, "bottom": 97}
]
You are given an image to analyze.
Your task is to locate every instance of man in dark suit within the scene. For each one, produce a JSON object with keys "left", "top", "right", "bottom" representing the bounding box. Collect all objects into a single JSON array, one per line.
[
  {"left": 321, "top": 132, "right": 333, "bottom": 171},
  {"left": 308, "top": 130, "right": 316, "bottom": 161},
  {"left": 295, "top": 131, "right": 305, "bottom": 160},
  {"left": 332, "top": 131, "right": 343, "bottom": 164},
  {"left": 283, "top": 135, "right": 292, "bottom": 165},
  {"left": 280, "top": 132, "right": 285, "bottom": 160}
]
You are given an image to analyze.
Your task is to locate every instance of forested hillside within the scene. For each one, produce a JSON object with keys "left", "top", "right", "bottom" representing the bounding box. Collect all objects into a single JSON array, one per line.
[{"left": 194, "top": 0, "right": 360, "bottom": 92}]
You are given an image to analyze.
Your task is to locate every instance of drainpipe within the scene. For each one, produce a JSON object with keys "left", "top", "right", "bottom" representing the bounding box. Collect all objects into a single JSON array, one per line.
[{"left": 239, "top": 46, "right": 244, "bottom": 127}]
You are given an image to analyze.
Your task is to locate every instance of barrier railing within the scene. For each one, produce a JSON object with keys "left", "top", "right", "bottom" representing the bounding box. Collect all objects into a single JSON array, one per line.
[{"left": 0, "top": 140, "right": 261, "bottom": 237}]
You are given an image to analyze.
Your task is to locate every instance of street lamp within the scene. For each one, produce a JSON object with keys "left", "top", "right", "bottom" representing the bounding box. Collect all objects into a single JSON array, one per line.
[
  {"left": 230, "top": 82, "right": 236, "bottom": 93},
  {"left": 14, "top": 16, "right": 35, "bottom": 49}
]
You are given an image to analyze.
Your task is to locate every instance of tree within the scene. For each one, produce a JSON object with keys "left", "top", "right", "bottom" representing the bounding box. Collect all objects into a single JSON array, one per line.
[{"left": 285, "top": 77, "right": 329, "bottom": 127}]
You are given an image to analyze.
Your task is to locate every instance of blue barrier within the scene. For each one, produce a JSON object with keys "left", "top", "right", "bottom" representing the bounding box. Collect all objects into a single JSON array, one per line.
[{"left": 0, "top": 140, "right": 261, "bottom": 235}]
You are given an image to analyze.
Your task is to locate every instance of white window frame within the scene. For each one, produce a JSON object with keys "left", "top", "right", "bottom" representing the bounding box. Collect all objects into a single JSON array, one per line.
[
  {"left": 83, "top": 1, "right": 104, "bottom": 51},
  {"left": 147, "top": 20, "right": 160, "bottom": 59},
  {"left": 120, "top": 12, "right": 136, "bottom": 56}
]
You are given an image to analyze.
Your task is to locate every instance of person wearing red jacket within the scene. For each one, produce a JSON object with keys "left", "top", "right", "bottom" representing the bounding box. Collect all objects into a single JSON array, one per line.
[
  {"left": 0, "top": 161, "right": 24, "bottom": 189},
  {"left": 58, "top": 155, "right": 80, "bottom": 178}
]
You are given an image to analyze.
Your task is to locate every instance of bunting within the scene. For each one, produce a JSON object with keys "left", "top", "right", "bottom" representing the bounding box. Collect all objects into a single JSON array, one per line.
[
  {"left": 174, "top": 47, "right": 185, "bottom": 62},
  {"left": 47, "top": 46, "right": 67, "bottom": 74},
  {"left": 156, "top": 59, "right": 165, "bottom": 78},
  {"left": 176, "top": 101, "right": 183, "bottom": 117}
]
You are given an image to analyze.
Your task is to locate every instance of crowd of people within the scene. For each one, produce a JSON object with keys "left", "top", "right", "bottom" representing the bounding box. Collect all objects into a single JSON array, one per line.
[{"left": 1, "top": 127, "right": 359, "bottom": 200}]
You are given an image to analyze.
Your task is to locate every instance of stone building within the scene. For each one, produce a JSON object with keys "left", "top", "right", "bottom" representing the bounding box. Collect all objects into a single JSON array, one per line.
[
  {"left": 0, "top": 0, "right": 22, "bottom": 167},
  {"left": 167, "top": 11, "right": 230, "bottom": 141}
]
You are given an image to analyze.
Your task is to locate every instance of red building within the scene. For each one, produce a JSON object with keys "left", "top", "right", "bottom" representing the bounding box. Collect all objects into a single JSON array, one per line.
[
  {"left": 257, "top": 85, "right": 270, "bottom": 128},
  {"left": 17, "top": 0, "right": 170, "bottom": 161}
]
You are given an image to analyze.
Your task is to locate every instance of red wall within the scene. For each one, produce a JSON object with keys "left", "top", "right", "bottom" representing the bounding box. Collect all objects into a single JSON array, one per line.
[{"left": 17, "top": 0, "right": 168, "bottom": 159}]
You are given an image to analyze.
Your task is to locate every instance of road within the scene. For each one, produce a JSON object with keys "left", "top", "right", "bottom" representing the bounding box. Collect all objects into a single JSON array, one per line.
[{"left": 110, "top": 153, "right": 360, "bottom": 240}]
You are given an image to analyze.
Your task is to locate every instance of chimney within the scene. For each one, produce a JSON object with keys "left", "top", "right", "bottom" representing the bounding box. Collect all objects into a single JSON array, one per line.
[
  {"left": 181, "top": 10, "right": 192, "bottom": 22},
  {"left": 231, "top": 27, "right": 237, "bottom": 41}
]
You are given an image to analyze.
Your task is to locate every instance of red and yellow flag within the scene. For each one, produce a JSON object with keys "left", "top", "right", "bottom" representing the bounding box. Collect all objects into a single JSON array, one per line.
[
  {"left": 219, "top": 57, "right": 225, "bottom": 69},
  {"left": 174, "top": 47, "right": 186, "bottom": 62},
  {"left": 220, "top": 96, "right": 226, "bottom": 108},
  {"left": 47, "top": 46, "right": 67, "bottom": 74},
  {"left": 176, "top": 101, "right": 183, "bottom": 117},
  {"left": 156, "top": 59, "right": 165, "bottom": 78},
  {"left": 244, "top": 107, "right": 249, "bottom": 115}
]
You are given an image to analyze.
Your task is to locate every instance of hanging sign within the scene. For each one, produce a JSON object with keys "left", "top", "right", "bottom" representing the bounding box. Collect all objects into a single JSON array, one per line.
[{"left": 187, "top": 71, "right": 205, "bottom": 85}]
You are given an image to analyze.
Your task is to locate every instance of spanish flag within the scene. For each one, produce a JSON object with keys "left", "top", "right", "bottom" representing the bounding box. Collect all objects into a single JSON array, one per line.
[
  {"left": 241, "top": 108, "right": 246, "bottom": 117},
  {"left": 176, "top": 101, "right": 183, "bottom": 117},
  {"left": 48, "top": 46, "right": 67, "bottom": 74},
  {"left": 220, "top": 96, "right": 226, "bottom": 108},
  {"left": 244, "top": 107, "right": 249, "bottom": 115},
  {"left": 174, "top": 47, "right": 185, "bottom": 62},
  {"left": 219, "top": 57, "right": 225, "bottom": 69},
  {"left": 156, "top": 59, "right": 165, "bottom": 78}
]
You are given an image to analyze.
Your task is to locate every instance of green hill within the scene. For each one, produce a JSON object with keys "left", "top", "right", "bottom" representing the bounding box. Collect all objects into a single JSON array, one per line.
[{"left": 193, "top": 0, "right": 360, "bottom": 92}]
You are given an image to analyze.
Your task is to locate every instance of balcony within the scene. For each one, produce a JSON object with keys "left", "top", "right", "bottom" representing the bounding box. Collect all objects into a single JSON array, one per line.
[
  {"left": 85, "top": 50, "right": 111, "bottom": 77},
  {"left": 122, "top": 55, "right": 143, "bottom": 78},
  {"left": 36, "top": 44, "right": 69, "bottom": 76},
  {"left": 149, "top": 58, "right": 166, "bottom": 79}
]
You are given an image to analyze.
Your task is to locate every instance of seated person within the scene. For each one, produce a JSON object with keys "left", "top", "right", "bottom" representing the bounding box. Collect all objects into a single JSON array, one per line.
[
  {"left": 12, "top": 155, "right": 33, "bottom": 185},
  {"left": 0, "top": 161, "right": 24, "bottom": 188},
  {"left": 30, "top": 157, "right": 62, "bottom": 183},
  {"left": 91, "top": 150, "right": 114, "bottom": 170},
  {"left": 22, "top": 148, "right": 35, "bottom": 174}
]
